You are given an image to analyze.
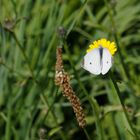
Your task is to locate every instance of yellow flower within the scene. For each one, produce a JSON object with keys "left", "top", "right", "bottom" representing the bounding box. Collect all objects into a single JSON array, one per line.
[{"left": 86, "top": 38, "right": 117, "bottom": 56}]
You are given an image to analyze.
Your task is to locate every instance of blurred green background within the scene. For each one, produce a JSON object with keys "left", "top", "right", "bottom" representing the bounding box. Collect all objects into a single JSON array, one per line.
[{"left": 0, "top": 0, "right": 140, "bottom": 140}]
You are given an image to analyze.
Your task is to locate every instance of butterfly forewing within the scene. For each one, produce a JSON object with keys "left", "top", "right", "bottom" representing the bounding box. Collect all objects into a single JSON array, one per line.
[{"left": 82, "top": 48, "right": 101, "bottom": 75}]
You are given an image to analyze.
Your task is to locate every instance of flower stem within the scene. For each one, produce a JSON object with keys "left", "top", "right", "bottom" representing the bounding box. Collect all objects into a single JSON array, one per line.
[
  {"left": 83, "top": 128, "right": 91, "bottom": 140},
  {"left": 109, "top": 71, "right": 139, "bottom": 139}
]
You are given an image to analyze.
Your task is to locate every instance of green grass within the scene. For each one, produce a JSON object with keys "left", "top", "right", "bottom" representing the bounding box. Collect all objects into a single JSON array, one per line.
[{"left": 0, "top": 0, "right": 140, "bottom": 139}]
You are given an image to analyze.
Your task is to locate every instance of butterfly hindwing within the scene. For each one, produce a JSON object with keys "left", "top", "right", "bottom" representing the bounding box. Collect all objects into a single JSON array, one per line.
[{"left": 101, "top": 48, "right": 112, "bottom": 75}]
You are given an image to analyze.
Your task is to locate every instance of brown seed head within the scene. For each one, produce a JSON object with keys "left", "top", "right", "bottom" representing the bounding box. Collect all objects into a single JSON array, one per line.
[{"left": 55, "top": 48, "right": 86, "bottom": 128}]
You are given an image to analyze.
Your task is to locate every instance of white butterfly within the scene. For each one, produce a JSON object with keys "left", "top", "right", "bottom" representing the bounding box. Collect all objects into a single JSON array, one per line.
[{"left": 81, "top": 47, "right": 113, "bottom": 75}]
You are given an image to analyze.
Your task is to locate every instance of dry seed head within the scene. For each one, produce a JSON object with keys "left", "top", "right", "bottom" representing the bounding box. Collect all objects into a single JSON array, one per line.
[{"left": 55, "top": 48, "right": 86, "bottom": 128}]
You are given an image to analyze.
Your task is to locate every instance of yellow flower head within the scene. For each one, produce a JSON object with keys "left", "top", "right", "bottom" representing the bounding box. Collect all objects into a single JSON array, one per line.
[{"left": 86, "top": 38, "right": 117, "bottom": 56}]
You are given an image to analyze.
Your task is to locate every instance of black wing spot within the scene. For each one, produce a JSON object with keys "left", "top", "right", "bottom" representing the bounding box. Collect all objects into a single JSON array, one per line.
[
  {"left": 107, "top": 61, "right": 109, "bottom": 64},
  {"left": 90, "top": 62, "right": 92, "bottom": 65}
]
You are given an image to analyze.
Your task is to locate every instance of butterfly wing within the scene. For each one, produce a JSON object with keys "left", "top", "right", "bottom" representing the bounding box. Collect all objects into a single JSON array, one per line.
[
  {"left": 101, "top": 48, "right": 112, "bottom": 75},
  {"left": 81, "top": 48, "right": 101, "bottom": 75}
]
